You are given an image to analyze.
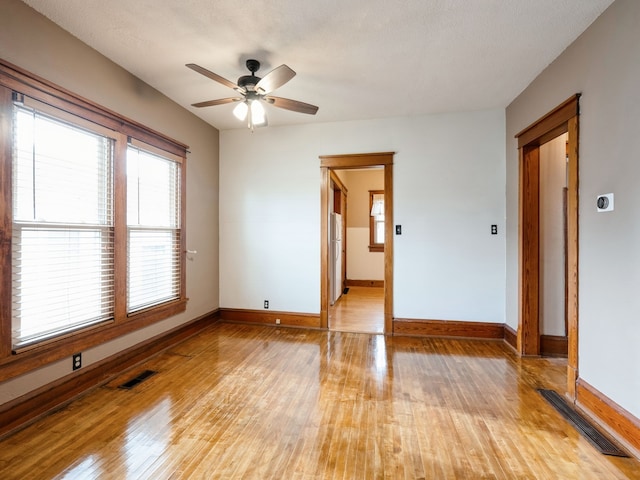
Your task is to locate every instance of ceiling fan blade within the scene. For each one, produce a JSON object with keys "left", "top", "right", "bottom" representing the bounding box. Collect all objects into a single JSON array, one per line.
[
  {"left": 186, "top": 63, "right": 239, "bottom": 91},
  {"left": 267, "top": 96, "right": 319, "bottom": 115},
  {"left": 255, "top": 65, "right": 296, "bottom": 94},
  {"left": 191, "top": 97, "right": 242, "bottom": 108}
]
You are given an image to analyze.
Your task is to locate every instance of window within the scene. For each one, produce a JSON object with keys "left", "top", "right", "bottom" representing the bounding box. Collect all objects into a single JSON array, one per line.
[
  {"left": 369, "top": 190, "right": 384, "bottom": 252},
  {"left": 12, "top": 100, "right": 115, "bottom": 348},
  {"left": 127, "top": 145, "right": 181, "bottom": 313},
  {"left": 0, "top": 60, "right": 187, "bottom": 377}
]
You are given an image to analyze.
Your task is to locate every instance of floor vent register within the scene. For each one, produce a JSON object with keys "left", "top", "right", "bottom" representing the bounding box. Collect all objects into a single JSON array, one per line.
[
  {"left": 538, "top": 389, "right": 628, "bottom": 457},
  {"left": 118, "top": 369, "right": 158, "bottom": 390}
]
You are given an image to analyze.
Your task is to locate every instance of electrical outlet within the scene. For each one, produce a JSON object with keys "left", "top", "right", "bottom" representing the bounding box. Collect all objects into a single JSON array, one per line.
[
  {"left": 264, "top": 300, "right": 269, "bottom": 309},
  {"left": 276, "top": 318, "right": 281, "bottom": 325},
  {"left": 72, "top": 353, "right": 82, "bottom": 371},
  {"left": 491, "top": 224, "right": 498, "bottom": 235}
]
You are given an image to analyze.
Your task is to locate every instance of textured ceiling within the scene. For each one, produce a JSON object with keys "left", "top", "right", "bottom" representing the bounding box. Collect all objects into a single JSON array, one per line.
[{"left": 22, "top": 0, "right": 613, "bottom": 131}]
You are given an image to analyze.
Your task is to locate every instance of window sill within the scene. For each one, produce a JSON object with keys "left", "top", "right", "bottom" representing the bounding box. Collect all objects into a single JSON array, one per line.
[
  {"left": 1, "top": 298, "right": 187, "bottom": 382},
  {"left": 368, "top": 245, "right": 384, "bottom": 253}
]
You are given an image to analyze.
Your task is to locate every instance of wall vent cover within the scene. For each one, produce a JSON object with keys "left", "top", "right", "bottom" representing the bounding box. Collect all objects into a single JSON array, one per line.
[{"left": 538, "top": 389, "right": 628, "bottom": 457}]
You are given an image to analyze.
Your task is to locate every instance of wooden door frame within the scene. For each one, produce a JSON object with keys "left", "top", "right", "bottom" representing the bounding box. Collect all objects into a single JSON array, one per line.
[
  {"left": 329, "top": 170, "right": 348, "bottom": 299},
  {"left": 515, "top": 94, "right": 580, "bottom": 399},
  {"left": 320, "top": 152, "right": 394, "bottom": 333}
]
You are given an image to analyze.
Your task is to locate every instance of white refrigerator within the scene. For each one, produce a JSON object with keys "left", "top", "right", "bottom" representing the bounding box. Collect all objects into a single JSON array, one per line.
[{"left": 330, "top": 212, "right": 342, "bottom": 305}]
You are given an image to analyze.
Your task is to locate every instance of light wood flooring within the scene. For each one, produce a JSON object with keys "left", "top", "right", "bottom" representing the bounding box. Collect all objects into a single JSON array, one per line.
[
  {"left": 329, "top": 286, "right": 384, "bottom": 334},
  {"left": 0, "top": 322, "right": 639, "bottom": 479}
]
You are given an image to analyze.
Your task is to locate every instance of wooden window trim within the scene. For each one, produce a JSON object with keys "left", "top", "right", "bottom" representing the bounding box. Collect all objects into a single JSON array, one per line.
[
  {"left": 369, "top": 190, "right": 384, "bottom": 252},
  {"left": 0, "top": 58, "right": 188, "bottom": 382}
]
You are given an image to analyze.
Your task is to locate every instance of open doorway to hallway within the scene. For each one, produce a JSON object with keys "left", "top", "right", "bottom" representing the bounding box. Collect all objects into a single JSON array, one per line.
[
  {"left": 328, "top": 168, "right": 385, "bottom": 334},
  {"left": 319, "top": 152, "right": 394, "bottom": 334}
]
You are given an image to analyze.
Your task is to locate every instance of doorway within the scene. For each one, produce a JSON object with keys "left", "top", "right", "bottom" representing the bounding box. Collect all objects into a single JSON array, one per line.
[
  {"left": 539, "top": 133, "right": 569, "bottom": 355},
  {"left": 515, "top": 94, "right": 579, "bottom": 399},
  {"left": 328, "top": 169, "right": 385, "bottom": 334},
  {"left": 320, "top": 152, "right": 394, "bottom": 334}
]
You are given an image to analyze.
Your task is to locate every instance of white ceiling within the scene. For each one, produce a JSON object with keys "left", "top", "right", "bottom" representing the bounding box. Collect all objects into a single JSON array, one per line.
[{"left": 22, "top": 0, "right": 613, "bottom": 131}]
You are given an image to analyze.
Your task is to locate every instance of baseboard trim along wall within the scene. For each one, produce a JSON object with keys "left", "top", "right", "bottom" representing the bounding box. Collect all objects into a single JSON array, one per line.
[
  {"left": 540, "top": 335, "right": 568, "bottom": 357},
  {"left": 576, "top": 378, "right": 640, "bottom": 460},
  {"left": 219, "top": 309, "right": 321, "bottom": 329},
  {"left": 345, "top": 279, "right": 384, "bottom": 288},
  {"left": 393, "top": 318, "right": 504, "bottom": 339},
  {"left": 504, "top": 324, "right": 518, "bottom": 350},
  {"left": 0, "top": 310, "right": 220, "bottom": 440}
]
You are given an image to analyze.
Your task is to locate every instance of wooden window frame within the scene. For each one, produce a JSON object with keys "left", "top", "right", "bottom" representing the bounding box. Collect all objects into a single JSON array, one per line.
[
  {"left": 368, "top": 190, "right": 384, "bottom": 252},
  {"left": 0, "top": 59, "right": 188, "bottom": 382}
]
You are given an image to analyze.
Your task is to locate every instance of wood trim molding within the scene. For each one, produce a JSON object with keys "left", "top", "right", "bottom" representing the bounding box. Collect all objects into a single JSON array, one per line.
[
  {"left": 566, "top": 115, "right": 580, "bottom": 399},
  {"left": 393, "top": 319, "right": 504, "bottom": 340},
  {"left": 320, "top": 152, "right": 394, "bottom": 169},
  {"left": 0, "top": 309, "right": 220, "bottom": 440},
  {"left": 504, "top": 324, "right": 517, "bottom": 351},
  {"left": 576, "top": 379, "right": 640, "bottom": 459},
  {"left": 540, "top": 335, "right": 568, "bottom": 357},
  {"left": 329, "top": 170, "right": 348, "bottom": 194},
  {"left": 0, "top": 299, "right": 188, "bottom": 382},
  {"left": 346, "top": 279, "right": 384, "bottom": 288},
  {"left": 320, "top": 167, "right": 330, "bottom": 329},
  {"left": 220, "top": 309, "right": 321, "bottom": 329},
  {"left": 0, "top": 87, "right": 12, "bottom": 360},
  {"left": 383, "top": 164, "right": 394, "bottom": 333},
  {"left": 0, "top": 58, "right": 187, "bottom": 155},
  {"left": 519, "top": 145, "right": 540, "bottom": 356},
  {"left": 515, "top": 94, "right": 580, "bottom": 148}
]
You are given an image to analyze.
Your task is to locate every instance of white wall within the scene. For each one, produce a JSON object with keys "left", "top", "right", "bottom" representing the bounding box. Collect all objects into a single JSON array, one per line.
[
  {"left": 220, "top": 109, "right": 506, "bottom": 323},
  {"left": 540, "top": 134, "right": 567, "bottom": 337},
  {"left": 346, "top": 228, "right": 384, "bottom": 280},
  {"left": 0, "top": 0, "right": 219, "bottom": 404},
  {"left": 506, "top": 0, "right": 640, "bottom": 418}
]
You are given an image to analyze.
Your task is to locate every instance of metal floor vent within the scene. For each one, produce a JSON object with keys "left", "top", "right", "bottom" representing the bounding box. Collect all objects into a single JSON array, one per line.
[
  {"left": 538, "top": 389, "right": 628, "bottom": 457},
  {"left": 118, "top": 370, "right": 158, "bottom": 390}
]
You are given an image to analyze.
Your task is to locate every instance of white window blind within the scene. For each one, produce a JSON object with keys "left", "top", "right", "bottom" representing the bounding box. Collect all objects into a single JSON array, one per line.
[
  {"left": 126, "top": 146, "right": 180, "bottom": 313},
  {"left": 12, "top": 103, "right": 114, "bottom": 348}
]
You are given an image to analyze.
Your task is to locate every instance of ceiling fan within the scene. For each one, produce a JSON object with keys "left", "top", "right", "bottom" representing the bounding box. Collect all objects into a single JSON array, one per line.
[{"left": 186, "top": 59, "right": 319, "bottom": 130}]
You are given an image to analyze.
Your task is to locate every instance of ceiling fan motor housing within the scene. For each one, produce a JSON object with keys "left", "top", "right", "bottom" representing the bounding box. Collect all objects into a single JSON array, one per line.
[
  {"left": 237, "top": 74, "right": 261, "bottom": 91},
  {"left": 237, "top": 59, "right": 261, "bottom": 91}
]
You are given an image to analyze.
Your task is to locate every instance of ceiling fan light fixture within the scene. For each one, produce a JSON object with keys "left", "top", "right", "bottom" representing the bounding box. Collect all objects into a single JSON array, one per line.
[
  {"left": 250, "top": 99, "right": 266, "bottom": 123},
  {"left": 247, "top": 100, "right": 267, "bottom": 130},
  {"left": 233, "top": 100, "right": 248, "bottom": 121}
]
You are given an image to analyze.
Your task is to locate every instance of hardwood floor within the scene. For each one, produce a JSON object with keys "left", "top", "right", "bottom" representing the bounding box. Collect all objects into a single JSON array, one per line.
[
  {"left": 0, "top": 322, "right": 638, "bottom": 479},
  {"left": 329, "top": 286, "right": 384, "bottom": 334}
]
